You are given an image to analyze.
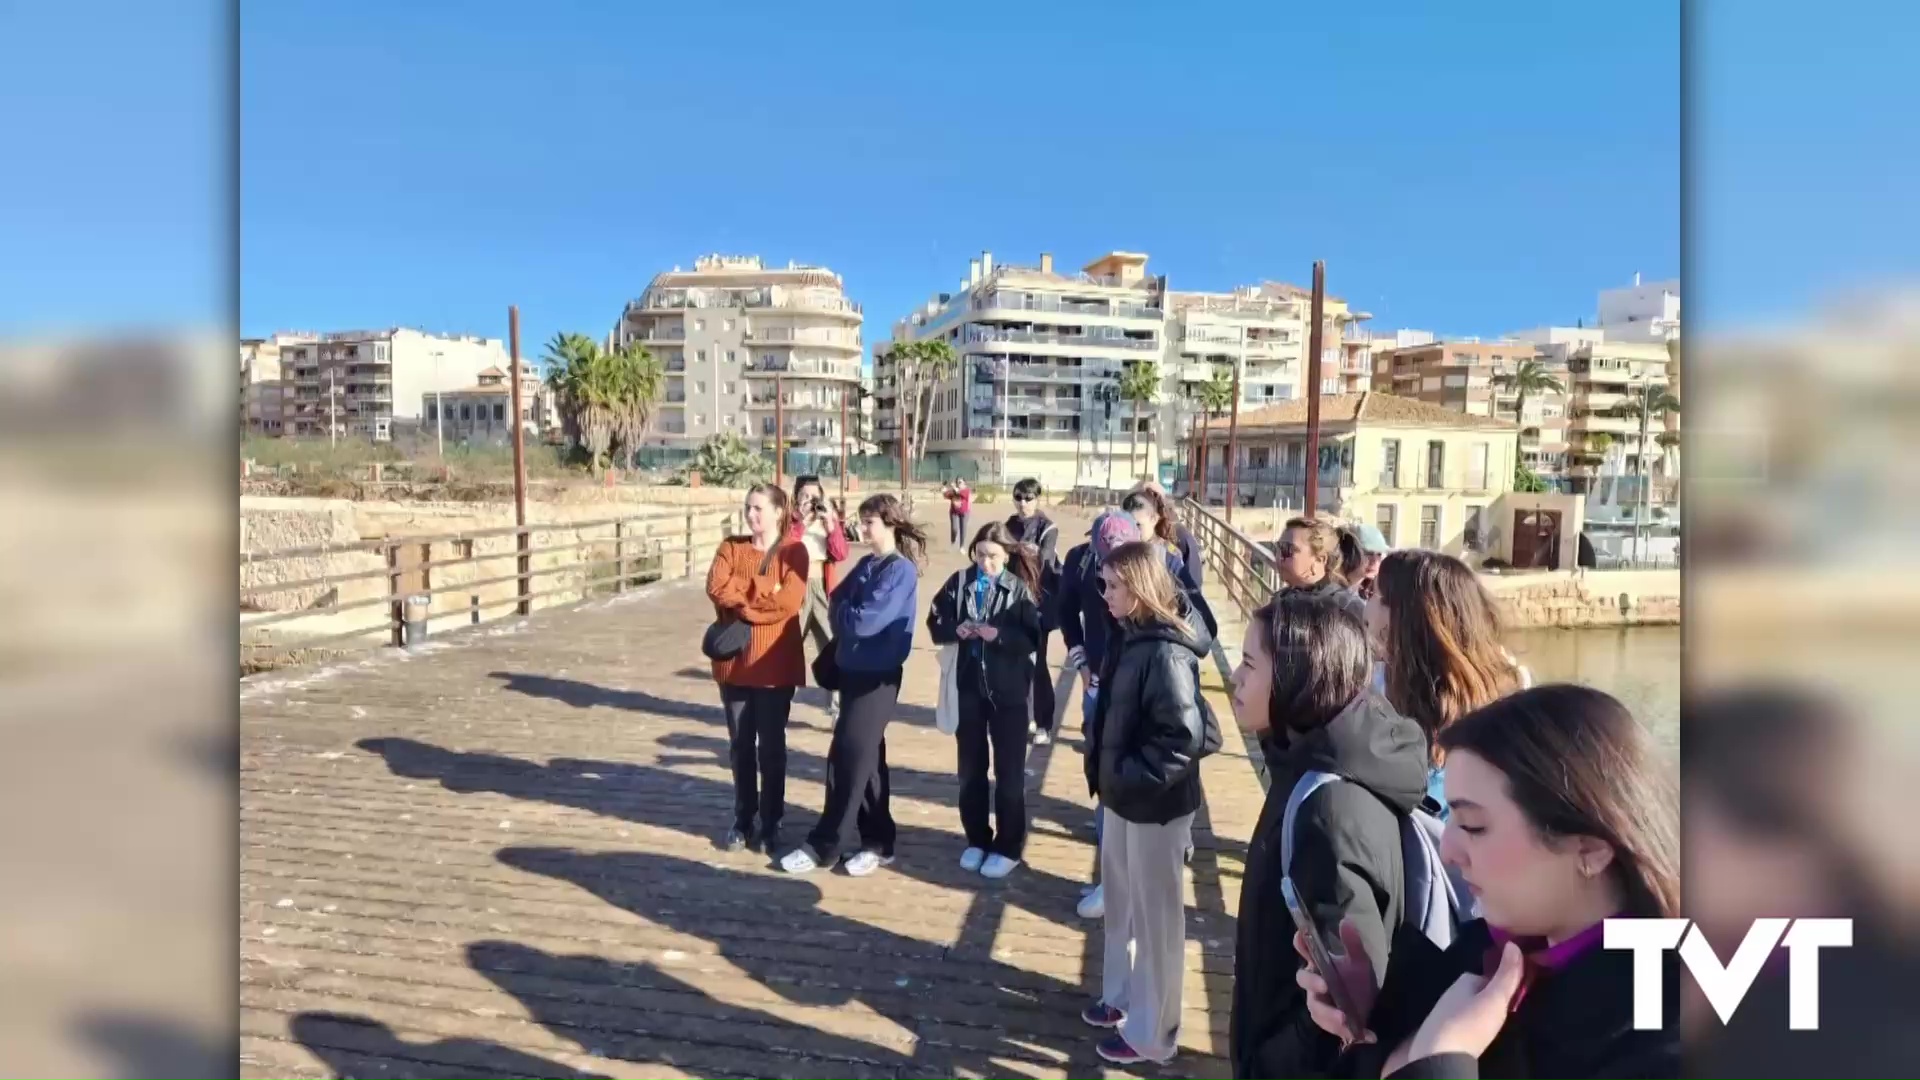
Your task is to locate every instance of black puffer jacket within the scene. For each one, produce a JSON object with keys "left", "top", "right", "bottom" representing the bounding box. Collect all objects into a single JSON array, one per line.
[
  {"left": 1232, "top": 691, "right": 1430, "bottom": 1079},
  {"left": 1086, "top": 598, "right": 1217, "bottom": 825}
]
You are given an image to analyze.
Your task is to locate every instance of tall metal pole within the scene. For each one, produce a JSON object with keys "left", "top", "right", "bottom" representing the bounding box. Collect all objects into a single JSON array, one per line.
[
  {"left": 509, "top": 305, "right": 530, "bottom": 616},
  {"left": 328, "top": 368, "right": 338, "bottom": 449},
  {"left": 839, "top": 382, "right": 848, "bottom": 500},
  {"left": 1303, "top": 260, "right": 1327, "bottom": 516},
  {"left": 1224, "top": 365, "right": 1242, "bottom": 523},
  {"left": 898, "top": 394, "right": 909, "bottom": 493},
  {"left": 775, "top": 373, "right": 785, "bottom": 489}
]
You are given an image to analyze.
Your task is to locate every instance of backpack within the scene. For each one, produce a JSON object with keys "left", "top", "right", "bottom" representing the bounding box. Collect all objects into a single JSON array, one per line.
[{"left": 1280, "top": 770, "right": 1470, "bottom": 951}]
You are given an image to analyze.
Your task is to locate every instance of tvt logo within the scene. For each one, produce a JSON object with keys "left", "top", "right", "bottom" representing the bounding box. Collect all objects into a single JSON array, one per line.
[{"left": 1605, "top": 918, "right": 1853, "bottom": 1031}]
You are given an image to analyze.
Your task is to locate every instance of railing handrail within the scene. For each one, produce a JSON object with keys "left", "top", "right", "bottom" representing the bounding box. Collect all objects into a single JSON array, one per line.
[
  {"left": 1179, "top": 497, "right": 1285, "bottom": 617},
  {"left": 241, "top": 507, "right": 732, "bottom": 564}
]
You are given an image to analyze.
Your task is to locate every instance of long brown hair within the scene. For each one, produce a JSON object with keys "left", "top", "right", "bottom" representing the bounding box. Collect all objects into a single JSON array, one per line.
[
  {"left": 1122, "top": 488, "right": 1179, "bottom": 548},
  {"left": 744, "top": 483, "right": 793, "bottom": 541},
  {"left": 1101, "top": 541, "right": 1190, "bottom": 636},
  {"left": 1376, "top": 548, "right": 1521, "bottom": 762},
  {"left": 1281, "top": 516, "right": 1349, "bottom": 586},
  {"left": 1251, "top": 590, "right": 1371, "bottom": 734},
  {"left": 970, "top": 520, "right": 1042, "bottom": 599},
  {"left": 1440, "top": 684, "right": 1680, "bottom": 919},
  {"left": 1333, "top": 524, "right": 1368, "bottom": 584},
  {"left": 856, "top": 493, "right": 927, "bottom": 567}
]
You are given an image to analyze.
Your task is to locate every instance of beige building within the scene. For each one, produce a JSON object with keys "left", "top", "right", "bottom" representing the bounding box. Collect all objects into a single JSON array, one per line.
[
  {"left": 422, "top": 366, "right": 554, "bottom": 445},
  {"left": 279, "top": 328, "right": 510, "bottom": 442},
  {"left": 1184, "top": 392, "right": 1518, "bottom": 557},
  {"left": 241, "top": 336, "right": 288, "bottom": 436},
  {"left": 1372, "top": 337, "right": 1575, "bottom": 485},
  {"left": 1560, "top": 338, "right": 1675, "bottom": 489},
  {"left": 615, "top": 254, "right": 862, "bottom": 457}
]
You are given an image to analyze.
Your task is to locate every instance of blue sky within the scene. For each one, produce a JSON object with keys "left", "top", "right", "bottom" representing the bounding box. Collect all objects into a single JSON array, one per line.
[
  {"left": 7, "top": 1, "right": 1916, "bottom": 344},
  {"left": 233, "top": 0, "right": 1678, "bottom": 355}
]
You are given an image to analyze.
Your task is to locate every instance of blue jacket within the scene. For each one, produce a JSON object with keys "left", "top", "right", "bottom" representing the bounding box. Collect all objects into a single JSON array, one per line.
[
  {"left": 1056, "top": 541, "right": 1215, "bottom": 675},
  {"left": 830, "top": 552, "right": 918, "bottom": 673}
]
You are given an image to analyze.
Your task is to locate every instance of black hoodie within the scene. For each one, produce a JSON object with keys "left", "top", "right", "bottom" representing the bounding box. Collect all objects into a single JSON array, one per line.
[
  {"left": 1231, "top": 691, "right": 1431, "bottom": 1079},
  {"left": 1087, "top": 596, "right": 1217, "bottom": 825}
]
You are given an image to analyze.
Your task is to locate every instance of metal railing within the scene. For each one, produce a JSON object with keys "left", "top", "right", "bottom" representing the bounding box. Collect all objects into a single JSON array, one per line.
[
  {"left": 1177, "top": 497, "right": 1284, "bottom": 617},
  {"left": 240, "top": 506, "right": 742, "bottom": 668}
]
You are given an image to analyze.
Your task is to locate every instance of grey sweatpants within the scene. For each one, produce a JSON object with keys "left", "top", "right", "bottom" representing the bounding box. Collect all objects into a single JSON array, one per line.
[
  {"left": 1100, "top": 807, "right": 1194, "bottom": 1060},
  {"left": 799, "top": 576, "right": 836, "bottom": 712}
]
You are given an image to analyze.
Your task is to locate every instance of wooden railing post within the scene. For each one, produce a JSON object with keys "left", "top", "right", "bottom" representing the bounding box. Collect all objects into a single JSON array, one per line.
[
  {"left": 683, "top": 510, "right": 696, "bottom": 578},
  {"left": 385, "top": 542, "right": 405, "bottom": 648},
  {"left": 516, "top": 526, "right": 532, "bottom": 616},
  {"left": 614, "top": 520, "right": 627, "bottom": 593}
]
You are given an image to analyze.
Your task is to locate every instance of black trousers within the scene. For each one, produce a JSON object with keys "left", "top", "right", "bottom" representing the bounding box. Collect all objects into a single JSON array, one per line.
[
  {"left": 1030, "top": 627, "right": 1057, "bottom": 733},
  {"left": 720, "top": 684, "right": 793, "bottom": 835},
  {"left": 957, "top": 677, "right": 1031, "bottom": 858},
  {"left": 807, "top": 666, "right": 900, "bottom": 862}
]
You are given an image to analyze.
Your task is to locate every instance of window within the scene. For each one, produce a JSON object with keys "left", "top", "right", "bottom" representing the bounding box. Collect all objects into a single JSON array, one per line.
[
  {"left": 695, "top": 381, "right": 707, "bottom": 393},
  {"left": 724, "top": 382, "right": 736, "bottom": 395},
  {"left": 1464, "top": 505, "right": 1487, "bottom": 551},
  {"left": 694, "top": 319, "right": 706, "bottom": 332},
  {"left": 723, "top": 414, "right": 734, "bottom": 427},
  {"left": 376, "top": 344, "right": 388, "bottom": 361},
  {"left": 726, "top": 350, "right": 737, "bottom": 363},
  {"left": 694, "top": 413, "right": 706, "bottom": 426},
  {"left": 426, "top": 403, "right": 437, "bottom": 422},
  {"left": 492, "top": 403, "right": 505, "bottom": 422},
  {"left": 696, "top": 349, "right": 707, "bottom": 363},
  {"left": 1380, "top": 439, "right": 1400, "bottom": 488},
  {"left": 1420, "top": 506, "right": 1441, "bottom": 549},
  {"left": 762, "top": 353, "right": 777, "bottom": 365},
  {"left": 723, "top": 319, "right": 734, "bottom": 332},
  {"left": 1376, "top": 504, "right": 1397, "bottom": 547},
  {"left": 1468, "top": 442, "right": 1489, "bottom": 489},
  {"left": 1426, "top": 441, "right": 1445, "bottom": 488},
  {"left": 460, "top": 404, "right": 472, "bottom": 421}
]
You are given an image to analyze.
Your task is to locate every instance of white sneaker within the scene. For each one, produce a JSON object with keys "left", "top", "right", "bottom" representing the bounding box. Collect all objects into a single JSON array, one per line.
[
  {"left": 980, "top": 853, "right": 1020, "bottom": 879},
  {"left": 959, "top": 846, "right": 986, "bottom": 872},
  {"left": 844, "top": 850, "right": 891, "bottom": 877},
  {"left": 779, "top": 847, "right": 821, "bottom": 874},
  {"left": 1077, "top": 884, "right": 1104, "bottom": 919},
  {"left": 1031, "top": 728, "right": 1051, "bottom": 745}
]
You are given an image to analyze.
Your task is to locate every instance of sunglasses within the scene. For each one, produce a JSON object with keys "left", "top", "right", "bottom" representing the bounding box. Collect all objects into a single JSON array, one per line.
[
  {"left": 1275, "top": 543, "right": 1300, "bottom": 559},
  {"left": 1013, "top": 495, "right": 1034, "bottom": 503}
]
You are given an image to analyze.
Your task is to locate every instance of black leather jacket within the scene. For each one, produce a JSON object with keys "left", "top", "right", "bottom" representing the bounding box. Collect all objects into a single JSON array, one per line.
[
  {"left": 1086, "top": 599, "right": 1216, "bottom": 825},
  {"left": 926, "top": 566, "right": 1040, "bottom": 707}
]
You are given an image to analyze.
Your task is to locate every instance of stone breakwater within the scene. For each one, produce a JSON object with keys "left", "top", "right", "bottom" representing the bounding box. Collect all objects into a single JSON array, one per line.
[{"left": 1482, "top": 569, "right": 1680, "bottom": 629}]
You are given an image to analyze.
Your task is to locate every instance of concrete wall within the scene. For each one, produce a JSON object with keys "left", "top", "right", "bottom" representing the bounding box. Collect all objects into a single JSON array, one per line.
[
  {"left": 1483, "top": 568, "right": 1680, "bottom": 629},
  {"left": 241, "top": 495, "right": 743, "bottom": 652}
]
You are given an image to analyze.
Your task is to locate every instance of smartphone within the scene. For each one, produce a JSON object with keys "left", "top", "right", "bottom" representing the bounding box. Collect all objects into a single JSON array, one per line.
[{"left": 1281, "top": 877, "right": 1367, "bottom": 1031}]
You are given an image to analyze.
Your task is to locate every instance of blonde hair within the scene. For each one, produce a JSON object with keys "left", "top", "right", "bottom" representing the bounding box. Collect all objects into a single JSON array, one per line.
[{"left": 1101, "top": 541, "right": 1190, "bottom": 636}]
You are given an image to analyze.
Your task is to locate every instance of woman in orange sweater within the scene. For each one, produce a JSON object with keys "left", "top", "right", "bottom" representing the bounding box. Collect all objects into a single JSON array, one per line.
[{"left": 706, "top": 483, "right": 810, "bottom": 853}]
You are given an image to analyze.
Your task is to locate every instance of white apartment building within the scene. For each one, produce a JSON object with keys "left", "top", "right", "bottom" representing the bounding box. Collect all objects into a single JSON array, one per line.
[
  {"left": 279, "top": 328, "right": 511, "bottom": 442},
  {"left": 241, "top": 336, "right": 288, "bottom": 436},
  {"left": 1597, "top": 274, "right": 1680, "bottom": 344},
  {"left": 881, "top": 251, "right": 1167, "bottom": 490},
  {"left": 881, "top": 251, "right": 1369, "bottom": 490},
  {"left": 614, "top": 254, "right": 863, "bottom": 456}
]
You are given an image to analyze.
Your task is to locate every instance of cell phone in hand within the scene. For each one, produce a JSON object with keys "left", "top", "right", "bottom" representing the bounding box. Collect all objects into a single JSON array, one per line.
[{"left": 1282, "top": 877, "right": 1367, "bottom": 1031}]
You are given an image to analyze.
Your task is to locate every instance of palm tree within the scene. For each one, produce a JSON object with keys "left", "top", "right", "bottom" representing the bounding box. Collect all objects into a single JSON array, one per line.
[
  {"left": 1117, "top": 359, "right": 1161, "bottom": 484},
  {"left": 606, "top": 340, "right": 665, "bottom": 470},
  {"left": 543, "top": 332, "right": 663, "bottom": 472},
  {"left": 1616, "top": 387, "right": 1680, "bottom": 479},
  {"left": 1192, "top": 366, "right": 1235, "bottom": 486},
  {"left": 1492, "top": 360, "right": 1566, "bottom": 426},
  {"left": 885, "top": 339, "right": 960, "bottom": 463}
]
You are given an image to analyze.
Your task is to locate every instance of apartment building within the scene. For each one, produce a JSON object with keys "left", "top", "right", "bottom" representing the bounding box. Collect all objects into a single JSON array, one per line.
[
  {"left": 241, "top": 336, "right": 288, "bottom": 436},
  {"left": 422, "top": 365, "right": 555, "bottom": 445},
  {"left": 1560, "top": 338, "right": 1675, "bottom": 487},
  {"left": 1182, "top": 392, "right": 1518, "bottom": 558},
  {"left": 1369, "top": 338, "right": 1573, "bottom": 484},
  {"left": 880, "top": 250, "right": 1372, "bottom": 489},
  {"left": 881, "top": 251, "right": 1166, "bottom": 489},
  {"left": 1597, "top": 275, "right": 1680, "bottom": 344},
  {"left": 614, "top": 254, "right": 863, "bottom": 455},
  {"left": 279, "top": 328, "right": 510, "bottom": 442}
]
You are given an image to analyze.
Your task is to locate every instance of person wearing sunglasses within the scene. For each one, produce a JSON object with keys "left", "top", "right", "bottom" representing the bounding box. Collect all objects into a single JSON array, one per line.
[{"left": 1273, "top": 516, "right": 1366, "bottom": 623}]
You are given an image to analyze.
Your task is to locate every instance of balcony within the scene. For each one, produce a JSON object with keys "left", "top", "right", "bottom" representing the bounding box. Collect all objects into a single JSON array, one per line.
[
  {"left": 1571, "top": 413, "right": 1640, "bottom": 436},
  {"left": 635, "top": 288, "right": 862, "bottom": 319},
  {"left": 972, "top": 292, "right": 1161, "bottom": 321},
  {"left": 761, "top": 419, "right": 841, "bottom": 440},
  {"left": 628, "top": 331, "right": 687, "bottom": 345},
  {"left": 965, "top": 327, "right": 1159, "bottom": 352},
  {"left": 743, "top": 356, "right": 861, "bottom": 379},
  {"left": 746, "top": 391, "right": 845, "bottom": 410},
  {"left": 744, "top": 327, "right": 862, "bottom": 351}
]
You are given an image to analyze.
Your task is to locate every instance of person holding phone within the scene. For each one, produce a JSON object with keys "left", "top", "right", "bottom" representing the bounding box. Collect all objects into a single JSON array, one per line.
[
  {"left": 1227, "top": 590, "right": 1430, "bottom": 1079},
  {"left": 1294, "top": 686, "right": 1680, "bottom": 1079},
  {"left": 926, "top": 521, "right": 1042, "bottom": 878},
  {"left": 788, "top": 475, "right": 851, "bottom": 718}
]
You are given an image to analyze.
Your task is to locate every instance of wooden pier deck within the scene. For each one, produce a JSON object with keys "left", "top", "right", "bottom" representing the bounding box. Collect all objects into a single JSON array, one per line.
[{"left": 239, "top": 506, "right": 1268, "bottom": 1079}]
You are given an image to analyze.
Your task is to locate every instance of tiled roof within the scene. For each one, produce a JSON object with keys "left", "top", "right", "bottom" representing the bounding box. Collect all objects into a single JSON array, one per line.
[{"left": 1194, "top": 392, "right": 1516, "bottom": 434}]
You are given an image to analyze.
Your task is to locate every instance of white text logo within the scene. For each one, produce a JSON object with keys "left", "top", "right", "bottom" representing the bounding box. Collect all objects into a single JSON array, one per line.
[{"left": 1604, "top": 918, "right": 1852, "bottom": 1030}]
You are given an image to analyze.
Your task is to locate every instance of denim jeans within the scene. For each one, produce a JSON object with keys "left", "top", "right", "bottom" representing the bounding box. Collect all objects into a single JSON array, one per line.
[{"left": 1085, "top": 683, "right": 1104, "bottom": 850}]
